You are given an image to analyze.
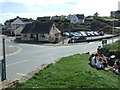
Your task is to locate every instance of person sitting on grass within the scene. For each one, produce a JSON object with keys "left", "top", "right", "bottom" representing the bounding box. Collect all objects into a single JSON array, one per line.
[
  {"left": 96, "top": 57, "right": 103, "bottom": 70},
  {"left": 102, "top": 59, "right": 109, "bottom": 71},
  {"left": 111, "top": 60, "right": 120, "bottom": 74},
  {"left": 90, "top": 53, "right": 98, "bottom": 68},
  {"left": 89, "top": 54, "right": 94, "bottom": 65}
]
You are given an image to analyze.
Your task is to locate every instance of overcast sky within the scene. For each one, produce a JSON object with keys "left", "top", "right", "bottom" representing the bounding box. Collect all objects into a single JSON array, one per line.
[{"left": 0, "top": 0, "right": 119, "bottom": 24}]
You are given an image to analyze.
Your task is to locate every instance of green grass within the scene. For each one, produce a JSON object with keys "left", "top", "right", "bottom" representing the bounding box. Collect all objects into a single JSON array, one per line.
[
  {"left": 105, "top": 40, "right": 120, "bottom": 51},
  {"left": 12, "top": 54, "right": 120, "bottom": 89}
]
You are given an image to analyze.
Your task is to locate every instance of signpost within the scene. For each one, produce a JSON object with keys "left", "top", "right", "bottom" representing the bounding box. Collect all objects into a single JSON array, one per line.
[{"left": 1, "top": 38, "right": 6, "bottom": 81}]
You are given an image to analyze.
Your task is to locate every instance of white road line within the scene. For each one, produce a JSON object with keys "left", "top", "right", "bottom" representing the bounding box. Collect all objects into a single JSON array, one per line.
[
  {"left": 7, "top": 59, "right": 29, "bottom": 67},
  {"left": 6, "top": 46, "right": 22, "bottom": 57},
  {"left": 17, "top": 73, "right": 25, "bottom": 76}
]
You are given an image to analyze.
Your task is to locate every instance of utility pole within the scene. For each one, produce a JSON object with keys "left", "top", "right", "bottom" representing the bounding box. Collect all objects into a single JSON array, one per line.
[
  {"left": 1, "top": 38, "right": 6, "bottom": 81},
  {"left": 14, "top": 24, "right": 16, "bottom": 40},
  {"left": 112, "top": 16, "right": 115, "bottom": 44}
]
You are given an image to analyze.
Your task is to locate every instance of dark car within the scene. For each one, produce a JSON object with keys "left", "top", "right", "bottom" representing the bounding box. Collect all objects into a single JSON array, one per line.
[
  {"left": 69, "top": 36, "right": 87, "bottom": 43},
  {"left": 98, "top": 31, "right": 104, "bottom": 36}
]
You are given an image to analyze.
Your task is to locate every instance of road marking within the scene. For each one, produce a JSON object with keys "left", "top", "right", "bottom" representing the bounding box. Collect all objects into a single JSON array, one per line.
[
  {"left": 17, "top": 73, "right": 25, "bottom": 76},
  {"left": 7, "top": 59, "right": 29, "bottom": 67},
  {"left": 6, "top": 46, "right": 22, "bottom": 57}
]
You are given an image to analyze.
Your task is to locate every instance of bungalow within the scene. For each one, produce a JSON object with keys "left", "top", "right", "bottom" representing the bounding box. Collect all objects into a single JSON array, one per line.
[
  {"left": 21, "top": 21, "right": 61, "bottom": 42},
  {"left": 67, "top": 14, "right": 85, "bottom": 24},
  {"left": 51, "top": 15, "right": 67, "bottom": 21}
]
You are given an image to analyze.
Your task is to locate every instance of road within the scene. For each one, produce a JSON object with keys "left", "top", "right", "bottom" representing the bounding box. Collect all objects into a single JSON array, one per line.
[{"left": 0, "top": 35, "right": 120, "bottom": 81}]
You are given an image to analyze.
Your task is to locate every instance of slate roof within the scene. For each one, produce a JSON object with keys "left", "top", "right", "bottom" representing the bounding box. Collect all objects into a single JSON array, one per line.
[
  {"left": 21, "top": 21, "right": 54, "bottom": 34},
  {"left": 76, "top": 14, "right": 84, "bottom": 19}
]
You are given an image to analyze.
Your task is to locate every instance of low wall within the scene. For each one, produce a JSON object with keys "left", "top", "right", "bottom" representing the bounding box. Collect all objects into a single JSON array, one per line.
[{"left": 69, "top": 35, "right": 119, "bottom": 43}]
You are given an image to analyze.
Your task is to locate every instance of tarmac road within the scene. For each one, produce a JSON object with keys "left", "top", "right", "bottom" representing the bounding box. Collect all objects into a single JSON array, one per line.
[{"left": 0, "top": 35, "right": 120, "bottom": 81}]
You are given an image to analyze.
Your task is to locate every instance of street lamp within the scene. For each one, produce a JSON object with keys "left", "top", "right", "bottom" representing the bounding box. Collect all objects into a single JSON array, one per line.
[{"left": 112, "top": 17, "right": 114, "bottom": 43}]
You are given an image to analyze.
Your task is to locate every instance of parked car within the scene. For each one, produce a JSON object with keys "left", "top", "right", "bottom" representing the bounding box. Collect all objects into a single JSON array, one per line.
[
  {"left": 93, "top": 31, "right": 99, "bottom": 36},
  {"left": 66, "top": 32, "right": 74, "bottom": 38},
  {"left": 79, "top": 31, "right": 87, "bottom": 37},
  {"left": 69, "top": 35, "right": 87, "bottom": 43},
  {"left": 63, "top": 32, "right": 69, "bottom": 36},
  {"left": 98, "top": 31, "right": 104, "bottom": 36},
  {"left": 86, "top": 31, "right": 95, "bottom": 37},
  {"left": 73, "top": 32, "right": 82, "bottom": 37}
]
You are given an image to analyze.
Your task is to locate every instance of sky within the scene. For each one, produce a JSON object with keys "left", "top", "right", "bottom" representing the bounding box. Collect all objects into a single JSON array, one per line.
[{"left": 0, "top": 0, "right": 119, "bottom": 24}]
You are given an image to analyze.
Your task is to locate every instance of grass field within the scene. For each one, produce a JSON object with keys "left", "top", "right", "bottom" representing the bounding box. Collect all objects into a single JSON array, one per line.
[{"left": 11, "top": 54, "right": 120, "bottom": 89}]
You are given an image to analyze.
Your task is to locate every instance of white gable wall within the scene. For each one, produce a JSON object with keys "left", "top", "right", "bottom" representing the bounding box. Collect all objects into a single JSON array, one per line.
[
  {"left": 71, "top": 15, "right": 85, "bottom": 24},
  {"left": 70, "top": 15, "right": 79, "bottom": 24},
  {"left": 11, "top": 18, "right": 25, "bottom": 31},
  {"left": 14, "top": 26, "right": 23, "bottom": 35}
]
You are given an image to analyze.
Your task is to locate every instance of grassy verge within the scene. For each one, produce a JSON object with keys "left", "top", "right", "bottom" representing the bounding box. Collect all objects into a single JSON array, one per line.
[
  {"left": 11, "top": 54, "right": 120, "bottom": 89},
  {"left": 105, "top": 40, "right": 120, "bottom": 51}
]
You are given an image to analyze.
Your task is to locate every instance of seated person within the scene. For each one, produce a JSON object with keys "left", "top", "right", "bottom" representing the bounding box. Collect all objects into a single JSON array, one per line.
[
  {"left": 96, "top": 57, "right": 103, "bottom": 69},
  {"left": 89, "top": 54, "right": 94, "bottom": 65},
  {"left": 91, "top": 53, "right": 98, "bottom": 67},
  {"left": 102, "top": 59, "right": 108, "bottom": 70},
  {"left": 111, "top": 60, "right": 120, "bottom": 74}
]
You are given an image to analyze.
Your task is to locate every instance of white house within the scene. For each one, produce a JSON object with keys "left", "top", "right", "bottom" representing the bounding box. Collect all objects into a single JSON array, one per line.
[
  {"left": 11, "top": 18, "right": 25, "bottom": 31},
  {"left": 67, "top": 14, "right": 85, "bottom": 24},
  {"left": 14, "top": 26, "right": 23, "bottom": 35},
  {"left": 4, "top": 17, "right": 33, "bottom": 35},
  {"left": 67, "top": 14, "right": 74, "bottom": 21}
]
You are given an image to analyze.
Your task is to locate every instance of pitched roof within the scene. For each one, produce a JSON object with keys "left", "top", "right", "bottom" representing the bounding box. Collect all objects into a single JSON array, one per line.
[
  {"left": 21, "top": 21, "right": 54, "bottom": 34},
  {"left": 11, "top": 18, "right": 25, "bottom": 25},
  {"left": 76, "top": 14, "right": 84, "bottom": 19},
  {"left": 5, "top": 17, "right": 33, "bottom": 24}
]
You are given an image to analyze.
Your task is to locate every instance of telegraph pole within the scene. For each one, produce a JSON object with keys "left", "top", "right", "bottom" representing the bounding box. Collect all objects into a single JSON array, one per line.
[
  {"left": 112, "top": 17, "right": 114, "bottom": 44},
  {"left": 1, "top": 38, "right": 6, "bottom": 81}
]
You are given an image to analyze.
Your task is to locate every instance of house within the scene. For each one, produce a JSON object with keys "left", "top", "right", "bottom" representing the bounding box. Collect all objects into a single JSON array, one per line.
[
  {"left": 111, "top": 10, "right": 120, "bottom": 18},
  {"left": 4, "top": 16, "right": 33, "bottom": 35},
  {"left": 37, "top": 16, "right": 51, "bottom": 21},
  {"left": 67, "top": 14, "right": 85, "bottom": 24},
  {"left": 21, "top": 21, "right": 61, "bottom": 42},
  {"left": 67, "top": 14, "right": 74, "bottom": 21},
  {"left": 11, "top": 18, "right": 25, "bottom": 34},
  {"left": 14, "top": 26, "right": 24, "bottom": 35},
  {"left": 51, "top": 15, "right": 67, "bottom": 21}
]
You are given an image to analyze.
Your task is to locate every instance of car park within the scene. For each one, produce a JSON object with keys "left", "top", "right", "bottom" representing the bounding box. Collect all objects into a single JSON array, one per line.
[
  {"left": 93, "top": 31, "right": 99, "bottom": 36},
  {"left": 86, "top": 31, "right": 95, "bottom": 37},
  {"left": 79, "top": 31, "right": 87, "bottom": 37}
]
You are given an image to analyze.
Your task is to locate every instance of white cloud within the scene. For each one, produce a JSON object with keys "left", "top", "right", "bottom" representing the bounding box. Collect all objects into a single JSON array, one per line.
[
  {"left": 0, "top": 0, "right": 80, "bottom": 6},
  {"left": 0, "top": 0, "right": 120, "bottom": 24}
]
